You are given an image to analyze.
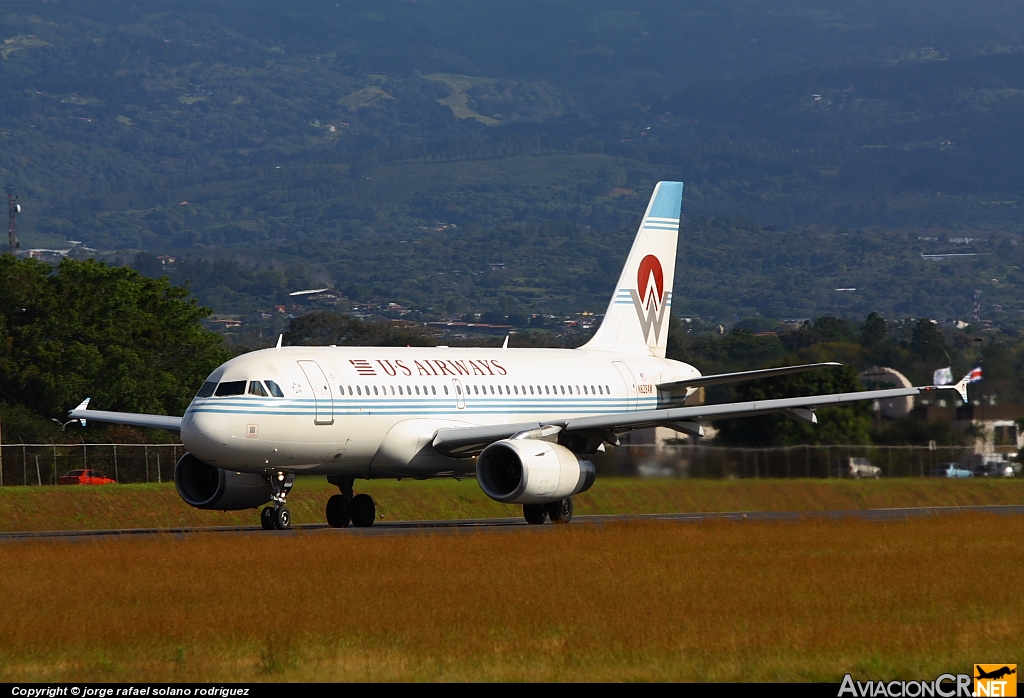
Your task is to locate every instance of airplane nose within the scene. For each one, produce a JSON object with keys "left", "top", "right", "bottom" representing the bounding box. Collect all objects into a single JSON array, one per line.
[{"left": 181, "top": 409, "right": 230, "bottom": 463}]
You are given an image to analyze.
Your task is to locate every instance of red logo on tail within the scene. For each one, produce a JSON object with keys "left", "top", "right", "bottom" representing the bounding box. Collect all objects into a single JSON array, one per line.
[{"left": 630, "top": 255, "right": 668, "bottom": 344}]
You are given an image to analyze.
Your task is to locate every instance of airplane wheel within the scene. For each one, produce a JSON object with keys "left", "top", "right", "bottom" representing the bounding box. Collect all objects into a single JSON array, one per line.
[
  {"left": 275, "top": 506, "right": 292, "bottom": 530},
  {"left": 350, "top": 494, "right": 376, "bottom": 528},
  {"left": 326, "top": 494, "right": 350, "bottom": 528},
  {"left": 523, "top": 503, "right": 547, "bottom": 525},
  {"left": 547, "top": 497, "right": 573, "bottom": 524},
  {"left": 260, "top": 506, "right": 275, "bottom": 530}
]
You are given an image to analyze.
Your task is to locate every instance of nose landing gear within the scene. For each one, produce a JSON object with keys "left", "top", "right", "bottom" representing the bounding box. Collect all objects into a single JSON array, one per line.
[{"left": 260, "top": 470, "right": 295, "bottom": 530}]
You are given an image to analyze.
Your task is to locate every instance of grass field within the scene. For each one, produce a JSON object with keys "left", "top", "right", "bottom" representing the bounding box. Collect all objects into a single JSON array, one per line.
[
  {"left": 0, "top": 477, "right": 1021, "bottom": 532},
  {"left": 0, "top": 513, "right": 1019, "bottom": 681}
]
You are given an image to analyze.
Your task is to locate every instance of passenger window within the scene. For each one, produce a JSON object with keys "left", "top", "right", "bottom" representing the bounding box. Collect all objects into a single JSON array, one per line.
[
  {"left": 265, "top": 380, "right": 285, "bottom": 398},
  {"left": 357, "top": 386, "right": 362, "bottom": 395},
  {"left": 544, "top": 386, "right": 549, "bottom": 395},
  {"left": 373, "top": 386, "right": 378, "bottom": 395},
  {"left": 457, "top": 385, "right": 462, "bottom": 395},
  {"left": 431, "top": 386, "right": 436, "bottom": 395},
  {"left": 347, "top": 386, "right": 353, "bottom": 396},
  {"left": 196, "top": 382, "right": 217, "bottom": 398},
  {"left": 415, "top": 386, "right": 420, "bottom": 395},
  {"left": 473, "top": 385, "right": 479, "bottom": 395},
  {"left": 583, "top": 386, "right": 588, "bottom": 395},
  {"left": 605, "top": 385, "right": 610, "bottom": 394},
  {"left": 444, "top": 386, "right": 449, "bottom": 395},
  {"left": 214, "top": 381, "right": 246, "bottom": 397},
  {"left": 514, "top": 386, "right": 519, "bottom": 395},
  {"left": 248, "top": 381, "right": 268, "bottom": 397},
  {"left": 529, "top": 386, "right": 534, "bottom": 395},
  {"left": 364, "top": 385, "right": 370, "bottom": 395},
  {"left": 560, "top": 386, "right": 565, "bottom": 395},
  {"left": 591, "top": 385, "right": 596, "bottom": 394},
  {"left": 489, "top": 385, "right": 494, "bottom": 395},
  {"left": 390, "top": 386, "right": 395, "bottom": 395}
]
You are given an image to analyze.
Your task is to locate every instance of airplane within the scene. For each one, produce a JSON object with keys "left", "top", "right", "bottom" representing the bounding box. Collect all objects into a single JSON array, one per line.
[
  {"left": 69, "top": 181, "right": 968, "bottom": 530},
  {"left": 975, "top": 666, "right": 1016, "bottom": 681}
]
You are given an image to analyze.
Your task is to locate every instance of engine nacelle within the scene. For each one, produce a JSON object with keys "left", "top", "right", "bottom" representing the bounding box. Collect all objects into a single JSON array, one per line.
[
  {"left": 174, "top": 453, "right": 272, "bottom": 511},
  {"left": 476, "top": 439, "right": 596, "bottom": 504}
]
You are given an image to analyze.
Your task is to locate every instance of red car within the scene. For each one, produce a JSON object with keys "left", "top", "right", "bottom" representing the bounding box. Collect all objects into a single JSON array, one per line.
[{"left": 57, "top": 469, "right": 116, "bottom": 485}]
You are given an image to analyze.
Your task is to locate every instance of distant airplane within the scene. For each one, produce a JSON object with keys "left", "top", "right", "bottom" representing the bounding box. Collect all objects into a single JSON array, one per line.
[{"left": 70, "top": 182, "right": 967, "bottom": 529}]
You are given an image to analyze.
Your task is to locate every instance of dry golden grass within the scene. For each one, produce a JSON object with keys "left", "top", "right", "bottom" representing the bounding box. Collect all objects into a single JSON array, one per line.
[
  {"left": 0, "top": 513, "right": 1020, "bottom": 681},
  {"left": 0, "top": 477, "right": 1021, "bottom": 532}
]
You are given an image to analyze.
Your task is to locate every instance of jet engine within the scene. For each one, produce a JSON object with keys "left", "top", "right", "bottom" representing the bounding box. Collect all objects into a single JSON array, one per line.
[
  {"left": 476, "top": 439, "right": 596, "bottom": 504},
  {"left": 174, "top": 453, "right": 272, "bottom": 510}
]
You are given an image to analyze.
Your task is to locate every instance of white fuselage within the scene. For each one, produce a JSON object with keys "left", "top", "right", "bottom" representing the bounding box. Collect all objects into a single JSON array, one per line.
[{"left": 181, "top": 346, "right": 699, "bottom": 478}]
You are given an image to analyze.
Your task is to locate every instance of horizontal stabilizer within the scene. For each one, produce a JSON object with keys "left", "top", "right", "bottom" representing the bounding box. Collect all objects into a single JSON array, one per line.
[{"left": 658, "top": 362, "right": 842, "bottom": 391}]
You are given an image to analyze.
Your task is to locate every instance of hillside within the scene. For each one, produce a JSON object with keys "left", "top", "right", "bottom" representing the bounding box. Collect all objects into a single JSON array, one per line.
[{"left": 5, "top": 1, "right": 1024, "bottom": 323}]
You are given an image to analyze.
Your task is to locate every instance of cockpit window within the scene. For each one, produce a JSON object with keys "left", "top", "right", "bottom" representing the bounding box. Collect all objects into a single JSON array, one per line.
[
  {"left": 265, "top": 380, "right": 285, "bottom": 398},
  {"left": 248, "top": 381, "right": 268, "bottom": 397},
  {"left": 195, "top": 382, "right": 217, "bottom": 398},
  {"left": 214, "top": 380, "right": 246, "bottom": 397}
]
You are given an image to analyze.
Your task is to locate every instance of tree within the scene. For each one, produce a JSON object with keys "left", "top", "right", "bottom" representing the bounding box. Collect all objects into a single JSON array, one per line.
[
  {"left": 0, "top": 257, "right": 230, "bottom": 423},
  {"left": 909, "top": 318, "right": 947, "bottom": 364},
  {"left": 714, "top": 365, "right": 872, "bottom": 446},
  {"left": 861, "top": 312, "right": 887, "bottom": 346},
  {"left": 285, "top": 311, "right": 434, "bottom": 347}
]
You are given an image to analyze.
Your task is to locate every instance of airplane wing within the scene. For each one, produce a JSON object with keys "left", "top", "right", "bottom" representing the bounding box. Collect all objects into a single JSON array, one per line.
[
  {"left": 68, "top": 398, "right": 182, "bottom": 432},
  {"left": 432, "top": 383, "right": 965, "bottom": 457},
  {"left": 657, "top": 362, "right": 841, "bottom": 391}
]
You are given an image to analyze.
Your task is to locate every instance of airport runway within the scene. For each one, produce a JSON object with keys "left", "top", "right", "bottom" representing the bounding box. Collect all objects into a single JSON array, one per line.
[{"left": 1, "top": 504, "right": 1023, "bottom": 541}]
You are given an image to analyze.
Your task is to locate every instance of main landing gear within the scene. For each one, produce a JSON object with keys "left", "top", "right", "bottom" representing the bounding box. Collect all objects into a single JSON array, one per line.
[
  {"left": 325, "top": 475, "right": 376, "bottom": 528},
  {"left": 260, "top": 471, "right": 295, "bottom": 531},
  {"left": 523, "top": 497, "right": 573, "bottom": 525}
]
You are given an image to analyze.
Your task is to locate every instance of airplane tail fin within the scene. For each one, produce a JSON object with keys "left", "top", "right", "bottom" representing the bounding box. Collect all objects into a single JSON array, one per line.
[{"left": 581, "top": 181, "right": 683, "bottom": 357}]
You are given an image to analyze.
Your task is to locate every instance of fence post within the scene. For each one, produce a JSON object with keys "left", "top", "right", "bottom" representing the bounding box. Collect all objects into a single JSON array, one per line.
[
  {"left": 83, "top": 442, "right": 87, "bottom": 470},
  {"left": 157, "top": 453, "right": 161, "bottom": 483},
  {"left": 113, "top": 444, "right": 118, "bottom": 483},
  {"left": 145, "top": 445, "right": 149, "bottom": 483},
  {"left": 52, "top": 443, "right": 57, "bottom": 484},
  {"left": 23, "top": 444, "right": 27, "bottom": 486},
  {"left": 35, "top": 455, "right": 41, "bottom": 486}
]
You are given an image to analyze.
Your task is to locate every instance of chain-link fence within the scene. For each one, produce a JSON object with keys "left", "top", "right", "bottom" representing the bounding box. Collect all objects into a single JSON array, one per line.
[
  {"left": 0, "top": 444, "right": 183, "bottom": 486},
  {"left": 595, "top": 444, "right": 984, "bottom": 479},
  {"left": 0, "top": 442, "right": 1006, "bottom": 486}
]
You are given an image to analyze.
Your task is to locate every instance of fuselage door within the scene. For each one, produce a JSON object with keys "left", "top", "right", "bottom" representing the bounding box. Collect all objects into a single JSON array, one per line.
[
  {"left": 297, "top": 360, "right": 334, "bottom": 425},
  {"left": 612, "top": 361, "right": 638, "bottom": 412},
  {"left": 452, "top": 378, "right": 466, "bottom": 409}
]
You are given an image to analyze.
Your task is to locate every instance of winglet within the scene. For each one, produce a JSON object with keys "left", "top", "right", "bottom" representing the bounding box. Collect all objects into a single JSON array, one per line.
[
  {"left": 71, "top": 397, "right": 90, "bottom": 426},
  {"left": 502, "top": 335, "right": 509, "bottom": 350},
  {"left": 276, "top": 334, "right": 283, "bottom": 349},
  {"left": 953, "top": 376, "right": 969, "bottom": 404}
]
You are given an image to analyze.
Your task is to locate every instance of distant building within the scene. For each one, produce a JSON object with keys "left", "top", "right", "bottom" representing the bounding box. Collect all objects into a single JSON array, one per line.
[{"left": 288, "top": 288, "right": 343, "bottom": 303}]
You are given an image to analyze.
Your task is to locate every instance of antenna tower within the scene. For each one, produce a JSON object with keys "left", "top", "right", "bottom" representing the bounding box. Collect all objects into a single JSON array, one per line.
[
  {"left": 7, "top": 188, "right": 20, "bottom": 254},
  {"left": 973, "top": 289, "right": 981, "bottom": 323}
]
